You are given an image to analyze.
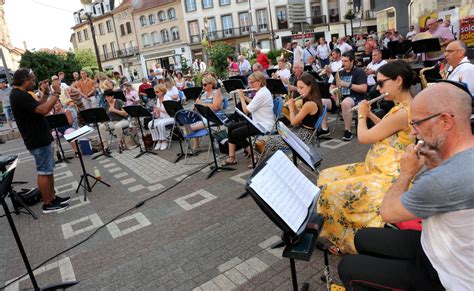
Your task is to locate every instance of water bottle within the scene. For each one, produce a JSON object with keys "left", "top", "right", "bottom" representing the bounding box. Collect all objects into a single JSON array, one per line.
[{"left": 94, "top": 167, "right": 102, "bottom": 181}]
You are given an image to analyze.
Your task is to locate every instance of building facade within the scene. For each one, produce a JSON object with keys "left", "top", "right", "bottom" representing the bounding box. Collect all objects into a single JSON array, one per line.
[{"left": 0, "top": 0, "right": 22, "bottom": 71}]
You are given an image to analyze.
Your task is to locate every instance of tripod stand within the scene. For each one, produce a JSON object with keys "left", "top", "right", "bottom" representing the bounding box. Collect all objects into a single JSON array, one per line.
[
  {"left": 122, "top": 105, "right": 157, "bottom": 159},
  {"left": 80, "top": 108, "right": 112, "bottom": 160},
  {"left": 46, "top": 114, "right": 73, "bottom": 164},
  {"left": 1, "top": 157, "right": 79, "bottom": 290}
]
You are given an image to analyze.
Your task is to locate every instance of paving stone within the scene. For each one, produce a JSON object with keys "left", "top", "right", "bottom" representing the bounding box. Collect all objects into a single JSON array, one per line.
[
  {"left": 114, "top": 172, "right": 128, "bottom": 179},
  {"left": 128, "top": 185, "right": 145, "bottom": 192},
  {"left": 120, "top": 178, "right": 136, "bottom": 185},
  {"left": 224, "top": 269, "right": 248, "bottom": 285},
  {"left": 217, "top": 257, "right": 242, "bottom": 273}
]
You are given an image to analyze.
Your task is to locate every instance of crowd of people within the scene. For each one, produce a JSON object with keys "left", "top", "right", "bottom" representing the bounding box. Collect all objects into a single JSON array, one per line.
[{"left": 3, "top": 20, "right": 473, "bottom": 290}]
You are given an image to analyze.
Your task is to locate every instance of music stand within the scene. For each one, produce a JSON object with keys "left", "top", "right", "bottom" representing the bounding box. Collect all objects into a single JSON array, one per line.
[
  {"left": 1, "top": 159, "right": 79, "bottom": 290},
  {"left": 266, "top": 68, "right": 278, "bottom": 77},
  {"left": 229, "top": 75, "right": 247, "bottom": 87},
  {"left": 266, "top": 79, "right": 288, "bottom": 95},
  {"left": 122, "top": 105, "right": 156, "bottom": 158},
  {"left": 113, "top": 90, "right": 126, "bottom": 101},
  {"left": 145, "top": 87, "right": 156, "bottom": 99},
  {"left": 223, "top": 79, "right": 246, "bottom": 103},
  {"left": 411, "top": 38, "right": 441, "bottom": 54},
  {"left": 46, "top": 114, "right": 73, "bottom": 164},
  {"left": 65, "top": 126, "right": 111, "bottom": 201},
  {"left": 182, "top": 87, "right": 203, "bottom": 101},
  {"left": 195, "top": 104, "right": 235, "bottom": 179},
  {"left": 303, "top": 65, "right": 312, "bottom": 72},
  {"left": 80, "top": 108, "right": 112, "bottom": 160}
]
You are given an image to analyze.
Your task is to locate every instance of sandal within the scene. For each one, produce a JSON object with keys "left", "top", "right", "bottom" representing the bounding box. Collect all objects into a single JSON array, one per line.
[
  {"left": 328, "top": 245, "right": 344, "bottom": 256},
  {"left": 223, "top": 156, "right": 237, "bottom": 166}
]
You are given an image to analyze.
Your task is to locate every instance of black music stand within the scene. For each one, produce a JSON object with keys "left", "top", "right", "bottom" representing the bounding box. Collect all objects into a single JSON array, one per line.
[
  {"left": 411, "top": 37, "right": 441, "bottom": 54},
  {"left": 122, "top": 105, "right": 156, "bottom": 158},
  {"left": 80, "top": 108, "right": 112, "bottom": 160},
  {"left": 1, "top": 159, "right": 79, "bottom": 290},
  {"left": 66, "top": 127, "right": 111, "bottom": 201},
  {"left": 266, "top": 79, "right": 288, "bottom": 96},
  {"left": 229, "top": 75, "right": 247, "bottom": 87},
  {"left": 266, "top": 68, "right": 278, "bottom": 77},
  {"left": 113, "top": 90, "right": 126, "bottom": 101},
  {"left": 145, "top": 87, "right": 156, "bottom": 99},
  {"left": 46, "top": 114, "right": 73, "bottom": 164},
  {"left": 194, "top": 104, "right": 235, "bottom": 179},
  {"left": 303, "top": 65, "right": 313, "bottom": 72},
  {"left": 223, "top": 79, "right": 246, "bottom": 103},
  {"left": 182, "top": 87, "right": 203, "bottom": 101}
]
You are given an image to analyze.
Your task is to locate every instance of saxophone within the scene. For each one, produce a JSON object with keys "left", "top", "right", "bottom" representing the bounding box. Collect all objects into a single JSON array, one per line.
[
  {"left": 329, "top": 70, "right": 343, "bottom": 107},
  {"left": 419, "top": 62, "right": 439, "bottom": 89}
]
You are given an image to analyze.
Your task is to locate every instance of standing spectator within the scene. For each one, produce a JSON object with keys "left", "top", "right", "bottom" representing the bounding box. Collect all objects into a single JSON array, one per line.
[
  {"left": 255, "top": 47, "right": 270, "bottom": 69},
  {"left": 0, "top": 79, "right": 14, "bottom": 131},
  {"left": 76, "top": 70, "right": 97, "bottom": 109},
  {"left": 148, "top": 69, "right": 157, "bottom": 87},
  {"left": 366, "top": 35, "right": 378, "bottom": 49},
  {"left": 154, "top": 63, "right": 164, "bottom": 81},
  {"left": 238, "top": 55, "right": 251, "bottom": 77},
  {"left": 292, "top": 41, "right": 304, "bottom": 65},
  {"left": 336, "top": 37, "right": 353, "bottom": 54},
  {"left": 423, "top": 18, "right": 455, "bottom": 66},
  {"left": 113, "top": 71, "right": 128, "bottom": 90},
  {"left": 227, "top": 56, "right": 240, "bottom": 77},
  {"left": 72, "top": 71, "right": 80, "bottom": 82},
  {"left": 316, "top": 37, "right": 331, "bottom": 67},
  {"left": 303, "top": 40, "right": 317, "bottom": 65},
  {"left": 329, "top": 36, "right": 338, "bottom": 50},
  {"left": 174, "top": 72, "right": 186, "bottom": 104},
  {"left": 9, "top": 69, "right": 69, "bottom": 213}
]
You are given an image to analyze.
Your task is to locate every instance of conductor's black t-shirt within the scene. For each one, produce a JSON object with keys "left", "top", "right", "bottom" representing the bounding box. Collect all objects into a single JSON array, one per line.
[{"left": 9, "top": 88, "right": 52, "bottom": 150}]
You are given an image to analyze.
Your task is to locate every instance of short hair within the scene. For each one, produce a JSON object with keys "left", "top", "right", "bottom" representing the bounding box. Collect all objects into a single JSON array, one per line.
[
  {"left": 277, "top": 56, "right": 286, "bottom": 63},
  {"left": 80, "top": 70, "right": 88, "bottom": 74},
  {"left": 12, "top": 68, "right": 34, "bottom": 86},
  {"left": 293, "top": 61, "right": 304, "bottom": 69},
  {"left": 58, "top": 71, "right": 65, "bottom": 75},
  {"left": 332, "top": 48, "right": 341, "bottom": 55},
  {"left": 341, "top": 52, "right": 355, "bottom": 61},
  {"left": 252, "top": 63, "right": 263, "bottom": 71},
  {"left": 202, "top": 74, "right": 216, "bottom": 86},
  {"left": 103, "top": 89, "right": 114, "bottom": 97},
  {"left": 227, "top": 56, "right": 234, "bottom": 61},
  {"left": 452, "top": 40, "right": 468, "bottom": 56},
  {"left": 248, "top": 71, "right": 266, "bottom": 86},
  {"left": 377, "top": 60, "right": 416, "bottom": 90},
  {"left": 372, "top": 48, "right": 382, "bottom": 55},
  {"left": 154, "top": 84, "right": 167, "bottom": 93}
]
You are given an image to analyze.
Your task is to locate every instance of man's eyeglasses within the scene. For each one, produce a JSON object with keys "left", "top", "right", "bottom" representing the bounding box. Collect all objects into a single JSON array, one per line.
[
  {"left": 410, "top": 113, "right": 453, "bottom": 129},
  {"left": 376, "top": 78, "right": 391, "bottom": 88},
  {"left": 445, "top": 49, "right": 462, "bottom": 54}
]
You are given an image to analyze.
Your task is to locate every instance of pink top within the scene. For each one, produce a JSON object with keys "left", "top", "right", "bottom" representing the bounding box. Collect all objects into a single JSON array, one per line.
[{"left": 426, "top": 26, "right": 455, "bottom": 61}]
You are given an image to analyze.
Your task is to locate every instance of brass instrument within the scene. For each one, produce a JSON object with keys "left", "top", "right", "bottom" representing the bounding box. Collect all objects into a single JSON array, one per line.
[
  {"left": 351, "top": 93, "right": 389, "bottom": 112},
  {"left": 318, "top": 65, "right": 330, "bottom": 76},
  {"left": 330, "top": 70, "right": 343, "bottom": 107},
  {"left": 280, "top": 48, "right": 294, "bottom": 59},
  {"left": 419, "top": 62, "right": 440, "bottom": 89}
]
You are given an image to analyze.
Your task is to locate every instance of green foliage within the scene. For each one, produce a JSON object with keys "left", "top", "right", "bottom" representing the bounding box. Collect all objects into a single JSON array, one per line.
[
  {"left": 192, "top": 72, "right": 204, "bottom": 86},
  {"left": 19, "top": 50, "right": 81, "bottom": 85},
  {"left": 75, "top": 49, "right": 98, "bottom": 69},
  {"left": 180, "top": 55, "right": 190, "bottom": 75},
  {"left": 344, "top": 9, "right": 356, "bottom": 20},
  {"left": 266, "top": 49, "right": 281, "bottom": 66},
  {"left": 206, "top": 42, "right": 234, "bottom": 80}
]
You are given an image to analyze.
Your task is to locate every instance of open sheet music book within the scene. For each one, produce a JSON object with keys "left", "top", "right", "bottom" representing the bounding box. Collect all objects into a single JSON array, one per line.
[
  {"left": 64, "top": 125, "right": 94, "bottom": 142},
  {"left": 247, "top": 150, "right": 321, "bottom": 235},
  {"left": 277, "top": 122, "right": 320, "bottom": 170},
  {"left": 235, "top": 108, "right": 267, "bottom": 134}
]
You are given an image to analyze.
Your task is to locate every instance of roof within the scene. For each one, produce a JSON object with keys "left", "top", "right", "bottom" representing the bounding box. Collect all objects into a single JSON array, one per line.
[
  {"left": 131, "top": 0, "right": 175, "bottom": 13},
  {"left": 113, "top": 0, "right": 131, "bottom": 13},
  {"left": 70, "top": 12, "right": 113, "bottom": 30}
]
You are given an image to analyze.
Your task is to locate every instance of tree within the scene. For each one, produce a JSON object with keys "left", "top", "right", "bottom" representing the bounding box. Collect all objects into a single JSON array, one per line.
[
  {"left": 75, "top": 49, "right": 98, "bottom": 70},
  {"left": 19, "top": 50, "right": 81, "bottom": 85},
  {"left": 206, "top": 42, "right": 234, "bottom": 80}
]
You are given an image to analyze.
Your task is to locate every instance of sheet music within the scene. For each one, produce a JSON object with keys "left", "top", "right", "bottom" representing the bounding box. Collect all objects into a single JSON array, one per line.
[
  {"left": 64, "top": 125, "right": 94, "bottom": 142},
  {"left": 277, "top": 122, "right": 315, "bottom": 170},
  {"left": 235, "top": 108, "right": 266, "bottom": 134},
  {"left": 249, "top": 151, "right": 320, "bottom": 234}
]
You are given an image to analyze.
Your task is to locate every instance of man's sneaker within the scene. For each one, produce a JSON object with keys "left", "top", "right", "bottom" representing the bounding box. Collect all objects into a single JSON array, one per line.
[
  {"left": 317, "top": 127, "right": 330, "bottom": 137},
  {"left": 42, "top": 200, "right": 69, "bottom": 214},
  {"left": 342, "top": 130, "right": 353, "bottom": 141},
  {"left": 54, "top": 196, "right": 70, "bottom": 205}
]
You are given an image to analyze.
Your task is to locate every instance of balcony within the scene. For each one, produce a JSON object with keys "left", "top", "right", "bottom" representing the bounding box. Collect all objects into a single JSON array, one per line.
[
  {"left": 99, "top": 46, "right": 139, "bottom": 62},
  {"left": 190, "top": 26, "right": 252, "bottom": 44},
  {"left": 365, "top": 10, "right": 376, "bottom": 19},
  {"left": 310, "top": 15, "right": 327, "bottom": 25}
]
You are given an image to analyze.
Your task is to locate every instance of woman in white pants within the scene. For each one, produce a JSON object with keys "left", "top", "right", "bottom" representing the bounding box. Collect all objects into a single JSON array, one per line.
[{"left": 148, "top": 84, "right": 175, "bottom": 150}]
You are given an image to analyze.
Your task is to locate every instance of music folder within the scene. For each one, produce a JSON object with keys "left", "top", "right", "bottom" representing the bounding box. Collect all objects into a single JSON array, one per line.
[
  {"left": 64, "top": 125, "right": 94, "bottom": 142},
  {"left": 277, "top": 122, "right": 322, "bottom": 170},
  {"left": 246, "top": 150, "right": 321, "bottom": 238},
  {"left": 113, "top": 90, "right": 126, "bottom": 101},
  {"left": 411, "top": 37, "right": 441, "bottom": 54},
  {"left": 235, "top": 108, "right": 266, "bottom": 134}
]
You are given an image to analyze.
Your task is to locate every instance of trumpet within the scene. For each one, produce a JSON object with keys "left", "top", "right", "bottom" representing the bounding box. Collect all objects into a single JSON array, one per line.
[
  {"left": 318, "top": 65, "right": 330, "bottom": 76},
  {"left": 229, "top": 88, "right": 256, "bottom": 94},
  {"left": 351, "top": 92, "right": 389, "bottom": 112}
]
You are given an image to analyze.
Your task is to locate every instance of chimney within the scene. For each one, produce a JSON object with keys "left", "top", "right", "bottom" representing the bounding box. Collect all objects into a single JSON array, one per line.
[{"left": 23, "top": 41, "right": 27, "bottom": 51}]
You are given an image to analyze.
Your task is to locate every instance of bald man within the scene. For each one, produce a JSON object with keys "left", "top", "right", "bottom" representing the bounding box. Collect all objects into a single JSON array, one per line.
[
  {"left": 445, "top": 40, "right": 474, "bottom": 97},
  {"left": 338, "top": 82, "right": 474, "bottom": 290},
  {"left": 424, "top": 18, "right": 454, "bottom": 65}
]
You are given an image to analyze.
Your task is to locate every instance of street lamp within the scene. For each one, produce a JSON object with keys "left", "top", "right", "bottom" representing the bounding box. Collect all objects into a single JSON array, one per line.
[{"left": 80, "top": 0, "right": 103, "bottom": 71}]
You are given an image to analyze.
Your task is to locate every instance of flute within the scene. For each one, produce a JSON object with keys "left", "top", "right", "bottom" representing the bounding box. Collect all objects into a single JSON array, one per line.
[
  {"left": 283, "top": 96, "right": 304, "bottom": 108},
  {"left": 229, "top": 88, "right": 256, "bottom": 94},
  {"left": 351, "top": 92, "right": 389, "bottom": 112},
  {"left": 414, "top": 140, "right": 425, "bottom": 157}
]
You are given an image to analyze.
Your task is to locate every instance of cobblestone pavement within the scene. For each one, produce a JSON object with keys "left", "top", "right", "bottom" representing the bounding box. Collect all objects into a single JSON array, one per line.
[{"left": 0, "top": 113, "right": 370, "bottom": 290}]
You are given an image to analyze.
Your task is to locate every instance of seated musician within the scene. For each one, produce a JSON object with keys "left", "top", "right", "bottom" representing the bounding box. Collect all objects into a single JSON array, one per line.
[
  {"left": 99, "top": 89, "right": 129, "bottom": 153},
  {"left": 223, "top": 72, "right": 275, "bottom": 167},
  {"left": 338, "top": 82, "right": 474, "bottom": 290},
  {"left": 147, "top": 84, "right": 175, "bottom": 151},
  {"left": 263, "top": 72, "right": 322, "bottom": 157},
  {"left": 324, "top": 52, "right": 368, "bottom": 141},
  {"left": 365, "top": 48, "right": 387, "bottom": 98},
  {"left": 306, "top": 56, "right": 321, "bottom": 72},
  {"left": 321, "top": 48, "right": 342, "bottom": 83},
  {"left": 273, "top": 57, "right": 291, "bottom": 86},
  {"left": 317, "top": 61, "right": 415, "bottom": 254},
  {"left": 445, "top": 40, "right": 474, "bottom": 97}
]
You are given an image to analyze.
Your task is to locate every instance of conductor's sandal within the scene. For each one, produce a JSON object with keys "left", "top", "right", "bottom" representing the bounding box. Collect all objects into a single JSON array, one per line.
[{"left": 223, "top": 156, "right": 237, "bottom": 166}]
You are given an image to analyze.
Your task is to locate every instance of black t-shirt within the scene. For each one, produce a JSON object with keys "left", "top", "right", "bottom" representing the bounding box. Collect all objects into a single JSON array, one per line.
[
  {"left": 9, "top": 88, "right": 53, "bottom": 150},
  {"left": 332, "top": 66, "right": 367, "bottom": 102}
]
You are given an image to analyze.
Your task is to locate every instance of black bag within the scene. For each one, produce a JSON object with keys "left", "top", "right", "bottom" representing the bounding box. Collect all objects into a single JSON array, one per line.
[{"left": 12, "top": 188, "right": 42, "bottom": 207}]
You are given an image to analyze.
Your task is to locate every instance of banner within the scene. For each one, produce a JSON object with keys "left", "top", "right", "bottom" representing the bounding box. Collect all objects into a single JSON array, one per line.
[{"left": 460, "top": 16, "right": 474, "bottom": 46}]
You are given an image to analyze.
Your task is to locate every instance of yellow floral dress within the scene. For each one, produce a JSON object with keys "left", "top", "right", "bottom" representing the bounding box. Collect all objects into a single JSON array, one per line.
[{"left": 317, "top": 101, "right": 414, "bottom": 254}]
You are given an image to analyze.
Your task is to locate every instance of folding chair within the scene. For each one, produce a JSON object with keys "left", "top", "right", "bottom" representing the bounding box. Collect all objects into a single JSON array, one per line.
[
  {"left": 308, "top": 105, "right": 328, "bottom": 147},
  {"left": 162, "top": 100, "right": 184, "bottom": 149},
  {"left": 174, "top": 109, "right": 210, "bottom": 164}
]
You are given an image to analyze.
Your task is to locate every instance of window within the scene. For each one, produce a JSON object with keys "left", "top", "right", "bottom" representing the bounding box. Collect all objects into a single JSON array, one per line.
[
  {"left": 185, "top": 0, "right": 196, "bottom": 12},
  {"left": 151, "top": 31, "right": 159, "bottom": 44},
  {"left": 158, "top": 11, "right": 166, "bottom": 22},
  {"left": 140, "top": 15, "right": 147, "bottom": 27},
  {"left": 219, "top": 0, "right": 230, "bottom": 5},
  {"left": 142, "top": 33, "right": 150, "bottom": 47},
  {"left": 188, "top": 21, "right": 200, "bottom": 42},
  {"left": 94, "top": 4, "right": 103, "bottom": 15},
  {"left": 168, "top": 8, "right": 176, "bottom": 20},
  {"left": 171, "top": 27, "right": 180, "bottom": 41},
  {"left": 106, "top": 20, "right": 113, "bottom": 32},
  {"left": 110, "top": 42, "right": 116, "bottom": 57},
  {"left": 77, "top": 31, "right": 83, "bottom": 42},
  {"left": 239, "top": 12, "right": 251, "bottom": 34},
  {"left": 102, "top": 44, "right": 108, "bottom": 56},
  {"left": 98, "top": 23, "right": 105, "bottom": 35},
  {"left": 161, "top": 29, "right": 170, "bottom": 43},
  {"left": 103, "top": 0, "right": 111, "bottom": 12},
  {"left": 149, "top": 14, "right": 157, "bottom": 25},
  {"left": 221, "top": 15, "right": 233, "bottom": 37},
  {"left": 206, "top": 17, "right": 217, "bottom": 39},
  {"left": 202, "top": 0, "right": 213, "bottom": 9},
  {"left": 83, "top": 28, "right": 89, "bottom": 40},
  {"left": 328, "top": 0, "right": 340, "bottom": 22},
  {"left": 236, "top": 0, "right": 247, "bottom": 2},
  {"left": 120, "top": 24, "right": 125, "bottom": 36},
  {"left": 276, "top": 6, "right": 288, "bottom": 29},
  {"left": 256, "top": 9, "right": 268, "bottom": 32},
  {"left": 126, "top": 22, "right": 132, "bottom": 34}
]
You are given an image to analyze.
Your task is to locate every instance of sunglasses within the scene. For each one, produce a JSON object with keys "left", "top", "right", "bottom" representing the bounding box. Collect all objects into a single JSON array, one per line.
[{"left": 376, "top": 78, "right": 391, "bottom": 88}]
